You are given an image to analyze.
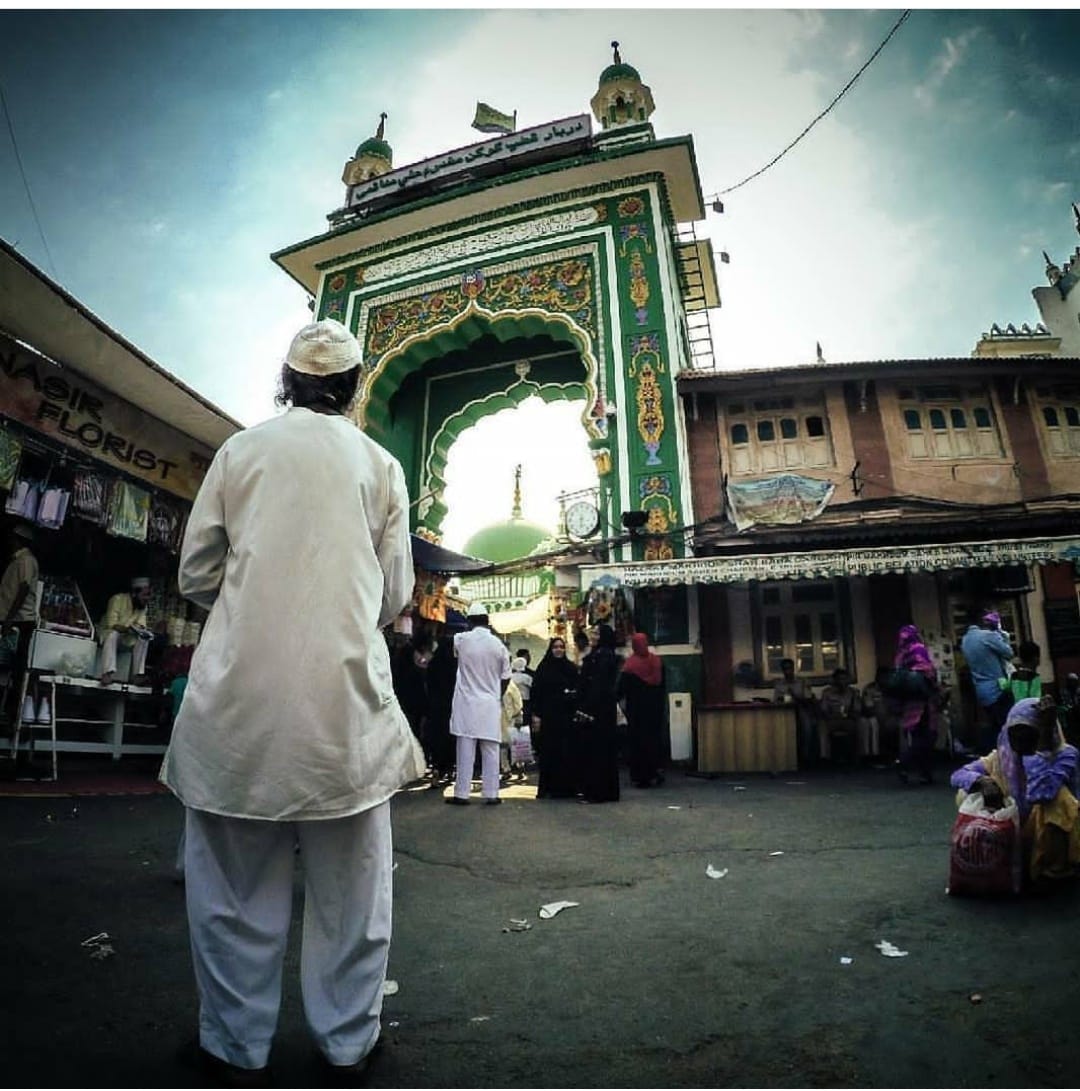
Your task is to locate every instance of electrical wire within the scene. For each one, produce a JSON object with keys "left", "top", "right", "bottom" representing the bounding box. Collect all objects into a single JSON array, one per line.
[
  {"left": 0, "top": 77, "right": 58, "bottom": 279},
  {"left": 716, "top": 9, "right": 912, "bottom": 197}
]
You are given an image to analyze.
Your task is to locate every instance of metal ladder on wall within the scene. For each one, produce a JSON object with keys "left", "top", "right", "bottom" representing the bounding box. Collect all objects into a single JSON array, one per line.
[{"left": 673, "top": 223, "right": 720, "bottom": 371}]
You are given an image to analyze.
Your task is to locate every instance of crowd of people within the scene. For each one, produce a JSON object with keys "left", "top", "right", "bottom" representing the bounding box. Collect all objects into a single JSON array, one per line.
[{"left": 390, "top": 616, "right": 669, "bottom": 806}]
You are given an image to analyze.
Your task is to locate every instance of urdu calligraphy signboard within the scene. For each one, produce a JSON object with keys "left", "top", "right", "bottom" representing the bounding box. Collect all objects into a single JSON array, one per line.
[{"left": 346, "top": 115, "right": 593, "bottom": 212}]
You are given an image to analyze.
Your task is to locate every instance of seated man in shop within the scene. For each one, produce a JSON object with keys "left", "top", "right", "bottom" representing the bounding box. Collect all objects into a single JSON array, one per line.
[
  {"left": 772, "top": 657, "right": 818, "bottom": 766},
  {"left": 98, "top": 576, "right": 154, "bottom": 687},
  {"left": 817, "top": 667, "right": 863, "bottom": 764}
]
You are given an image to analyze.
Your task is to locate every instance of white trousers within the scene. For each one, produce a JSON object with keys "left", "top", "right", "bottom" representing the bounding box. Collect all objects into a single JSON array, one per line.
[
  {"left": 100, "top": 629, "right": 149, "bottom": 675},
  {"left": 184, "top": 801, "right": 392, "bottom": 1070},
  {"left": 454, "top": 736, "right": 500, "bottom": 800}
]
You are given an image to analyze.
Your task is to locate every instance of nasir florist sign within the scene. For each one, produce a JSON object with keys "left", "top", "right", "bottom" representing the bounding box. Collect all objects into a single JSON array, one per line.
[{"left": 0, "top": 332, "right": 215, "bottom": 501}]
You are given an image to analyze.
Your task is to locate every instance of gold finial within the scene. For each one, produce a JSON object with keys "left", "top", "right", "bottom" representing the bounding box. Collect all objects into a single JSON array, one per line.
[
  {"left": 611, "top": 40, "right": 621, "bottom": 65},
  {"left": 376, "top": 112, "right": 387, "bottom": 141},
  {"left": 512, "top": 464, "right": 523, "bottom": 519}
]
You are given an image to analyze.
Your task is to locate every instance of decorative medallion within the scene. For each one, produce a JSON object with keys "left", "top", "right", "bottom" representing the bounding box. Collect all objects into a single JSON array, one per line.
[
  {"left": 617, "top": 195, "right": 646, "bottom": 218},
  {"left": 328, "top": 274, "right": 347, "bottom": 293},
  {"left": 461, "top": 269, "right": 485, "bottom": 300}
]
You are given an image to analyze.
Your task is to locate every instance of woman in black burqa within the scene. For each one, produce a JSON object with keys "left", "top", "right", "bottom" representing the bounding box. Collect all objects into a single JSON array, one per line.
[
  {"left": 617, "top": 631, "right": 667, "bottom": 788},
  {"left": 531, "top": 636, "right": 579, "bottom": 798},
  {"left": 575, "top": 622, "right": 621, "bottom": 803}
]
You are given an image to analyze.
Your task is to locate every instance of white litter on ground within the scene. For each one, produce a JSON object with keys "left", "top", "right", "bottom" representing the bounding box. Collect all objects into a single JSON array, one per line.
[
  {"left": 470, "top": 1015, "right": 490, "bottom": 1023},
  {"left": 705, "top": 864, "right": 728, "bottom": 879},
  {"left": 840, "top": 956, "right": 854, "bottom": 965},
  {"left": 502, "top": 919, "right": 532, "bottom": 933},
  {"left": 539, "top": 900, "right": 580, "bottom": 919},
  {"left": 875, "top": 940, "right": 909, "bottom": 958},
  {"left": 383, "top": 980, "right": 399, "bottom": 996},
  {"left": 733, "top": 785, "right": 747, "bottom": 791},
  {"left": 667, "top": 805, "right": 682, "bottom": 810},
  {"left": 769, "top": 851, "right": 784, "bottom": 857}
]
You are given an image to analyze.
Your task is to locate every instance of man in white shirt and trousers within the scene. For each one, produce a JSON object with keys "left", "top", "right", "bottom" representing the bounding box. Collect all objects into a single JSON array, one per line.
[
  {"left": 448, "top": 602, "right": 510, "bottom": 805},
  {"left": 159, "top": 319, "right": 425, "bottom": 1083}
]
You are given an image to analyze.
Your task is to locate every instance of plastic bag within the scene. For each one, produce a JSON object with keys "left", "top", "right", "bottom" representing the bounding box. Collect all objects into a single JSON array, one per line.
[
  {"left": 946, "top": 793, "right": 1022, "bottom": 897},
  {"left": 509, "top": 725, "right": 534, "bottom": 765}
]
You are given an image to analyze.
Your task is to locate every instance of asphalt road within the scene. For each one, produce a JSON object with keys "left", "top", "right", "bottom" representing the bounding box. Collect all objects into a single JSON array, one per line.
[{"left": 4, "top": 763, "right": 1078, "bottom": 1088}]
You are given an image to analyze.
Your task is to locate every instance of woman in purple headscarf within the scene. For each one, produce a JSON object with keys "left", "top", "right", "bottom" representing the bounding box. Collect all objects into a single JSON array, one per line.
[
  {"left": 951, "top": 696, "right": 1080, "bottom": 884},
  {"left": 894, "top": 624, "right": 939, "bottom": 785}
]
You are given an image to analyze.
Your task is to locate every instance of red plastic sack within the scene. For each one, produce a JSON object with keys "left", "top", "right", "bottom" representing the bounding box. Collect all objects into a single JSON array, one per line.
[{"left": 946, "top": 796, "right": 1022, "bottom": 897}]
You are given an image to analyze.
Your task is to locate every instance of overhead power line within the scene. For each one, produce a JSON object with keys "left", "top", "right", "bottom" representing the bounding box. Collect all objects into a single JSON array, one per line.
[
  {"left": 716, "top": 9, "right": 912, "bottom": 197},
  {"left": 0, "top": 77, "right": 58, "bottom": 279}
]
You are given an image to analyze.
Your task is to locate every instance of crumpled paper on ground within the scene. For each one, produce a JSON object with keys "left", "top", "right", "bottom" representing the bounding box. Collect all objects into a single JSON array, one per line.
[
  {"left": 875, "top": 940, "right": 909, "bottom": 957},
  {"left": 502, "top": 918, "right": 532, "bottom": 933},
  {"left": 539, "top": 900, "right": 580, "bottom": 919},
  {"left": 705, "top": 864, "right": 729, "bottom": 879}
]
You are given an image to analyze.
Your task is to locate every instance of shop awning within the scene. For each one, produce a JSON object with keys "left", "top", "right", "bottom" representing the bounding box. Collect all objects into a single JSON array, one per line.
[
  {"left": 411, "top": 534, "right": 490, "bottom": 574},
  {"left": 0, "top": 239, "right": 243, "bottom": 449},
  {"left": 580, "top": 535, "right": 1080, "bottom": 589}
]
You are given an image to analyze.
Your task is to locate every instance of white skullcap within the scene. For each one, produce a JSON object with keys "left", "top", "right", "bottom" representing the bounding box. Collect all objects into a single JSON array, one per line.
[
  {"left": 466, "top": 602, "right": 489, "bottom": 618},
  {"left": 285, "top": 319, "right": 362, "bottom": 376}
]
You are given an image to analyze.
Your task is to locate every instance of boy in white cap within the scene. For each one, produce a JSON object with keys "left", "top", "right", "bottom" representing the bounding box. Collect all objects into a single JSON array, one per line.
[
  {"left": 160, "top": 318, "right": 423, "bottom": 1082},
  {"left": 98, "top": 576, "right": 153, "bottom": 686},
  {"left": 448, "top": 602, "right": 511, "bottom": 804}
]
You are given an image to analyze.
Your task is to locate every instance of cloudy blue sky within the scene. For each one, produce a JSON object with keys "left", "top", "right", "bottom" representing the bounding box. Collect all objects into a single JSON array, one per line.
[{"left": 2, "top": 8, "right": 1078, "bottom": 547}]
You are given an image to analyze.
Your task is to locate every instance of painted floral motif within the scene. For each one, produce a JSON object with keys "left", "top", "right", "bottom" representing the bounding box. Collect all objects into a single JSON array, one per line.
[
  {"left": 644, "top": 536, "right": 674, "bottom": 562},
  {"left": 618, "top": 223, "right": 652, "bottom": 256},
  {"left": 628, "top": 249, "right": 649, "bottom": 326},
  {"left": 364, "top": 256, "right": 596, "bottom": 364},
  {"left": 328, "top": 274, "right": 347, "bottom": 293},
  {"left": 638, "top": 473, "right": 673, "bottom": 502},
  {"left": 354, "top": 269, "right": 366, "bottom": 287},
  {"left": 594, "top": 203, "right": 609, "bottom": 221},
  {"left": 636, "top": 363, "right": 665, "bottom": 466},
  {"left": 324, "top": 299, "right": 344, "bottom": 320},
  {"left": 627, "top": 333, "right": 663, "bottom": 378},
  {"left": 617, "top": 195, "right": 646, "bottom": 218},
  {"left": 637, "top": 473, "right": 678, "bottom": 543}
]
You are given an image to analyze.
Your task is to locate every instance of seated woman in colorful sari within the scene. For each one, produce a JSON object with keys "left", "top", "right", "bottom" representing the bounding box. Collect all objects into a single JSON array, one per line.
[{"left": 951, "top": 696, "right": 1080, "bottom": 885}]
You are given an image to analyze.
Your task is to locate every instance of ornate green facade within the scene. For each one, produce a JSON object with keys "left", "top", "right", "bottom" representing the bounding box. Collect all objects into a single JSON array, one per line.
[{"left": 314, "top": 179, "right": 691, "bottom": 565}]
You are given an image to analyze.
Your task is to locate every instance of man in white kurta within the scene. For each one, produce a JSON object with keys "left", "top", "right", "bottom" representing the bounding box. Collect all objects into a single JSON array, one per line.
[
  {"left": 159, "top": 319, "right": 424, "bottom": 1078},
  {"left": 449, "top": 603, "right": 510, "bottom": 804}
]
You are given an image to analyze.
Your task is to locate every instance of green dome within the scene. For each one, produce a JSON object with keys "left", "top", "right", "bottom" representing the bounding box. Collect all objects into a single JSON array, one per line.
[
  {"left": 355, "top": 136, "right": 392, "bottom": 163},
  {"left": 599, "top": 62, "right": 641, "bottom": 86},
  {"left": 462, "top": 517, "right": 552, "bottom": 564}
]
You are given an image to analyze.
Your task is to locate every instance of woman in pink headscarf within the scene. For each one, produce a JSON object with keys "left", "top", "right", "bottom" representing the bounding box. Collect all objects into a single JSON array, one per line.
[
  {"left": 617, "top": 632, "right": 667, "bottom": 788},
  {"left": 894, "top": 624, "right": 939, "bottom": 785}
]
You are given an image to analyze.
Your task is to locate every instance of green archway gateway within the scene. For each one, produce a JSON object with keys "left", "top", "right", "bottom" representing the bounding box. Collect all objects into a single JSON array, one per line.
[{"left": 272, "top": 44, "right": 720, "bottom": 668}]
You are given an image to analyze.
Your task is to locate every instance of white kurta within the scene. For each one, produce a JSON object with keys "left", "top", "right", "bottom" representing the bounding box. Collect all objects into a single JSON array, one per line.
[
  {"left": 160, "top": 407, "right": 425, "bottom": 820},
  {"left": 449, "top": 626, "right": 511, "bottom": 742}
]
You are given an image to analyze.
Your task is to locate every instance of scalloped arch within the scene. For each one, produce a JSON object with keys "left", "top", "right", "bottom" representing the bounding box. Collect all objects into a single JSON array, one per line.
[{"left": 355, "top": 302, "right": 601, "bottom": 442}]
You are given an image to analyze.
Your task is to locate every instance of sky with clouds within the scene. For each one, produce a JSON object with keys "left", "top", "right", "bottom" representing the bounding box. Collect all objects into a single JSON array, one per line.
[{"left": 1, "top": 8, "right": 1078, "bottom": 549}]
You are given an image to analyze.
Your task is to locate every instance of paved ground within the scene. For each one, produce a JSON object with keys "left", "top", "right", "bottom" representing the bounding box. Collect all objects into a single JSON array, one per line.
[{"left": 3, "top": 759, "right": 1079, "bottom": 1088}]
